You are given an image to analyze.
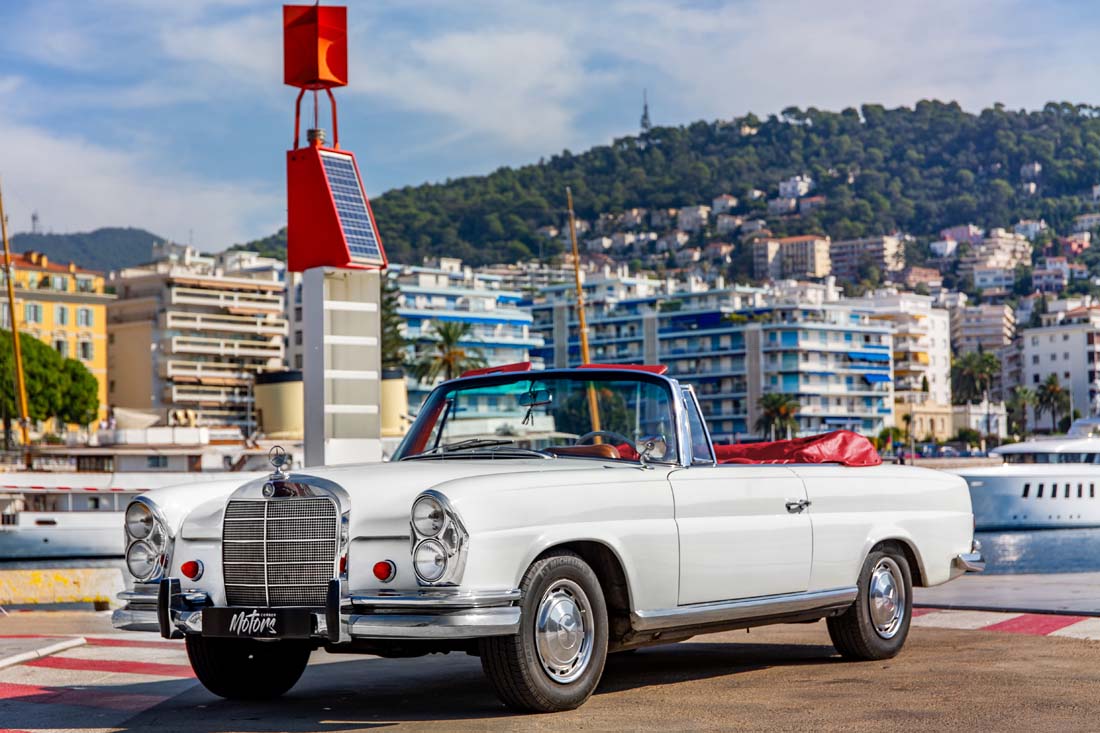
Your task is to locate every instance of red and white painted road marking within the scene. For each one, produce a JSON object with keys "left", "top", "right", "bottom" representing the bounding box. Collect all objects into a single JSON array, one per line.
[
  {"left": 913, "top": 608, "right": 1100, "bottom": 638},
  {"left": 0, "top": 633, "right": 194, "bottom": 732}
]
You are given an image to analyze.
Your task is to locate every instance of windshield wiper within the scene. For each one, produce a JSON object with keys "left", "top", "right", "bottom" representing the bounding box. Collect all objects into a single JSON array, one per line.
[{"left": 403, "top": 438, "right": 550, "bottom": 460}]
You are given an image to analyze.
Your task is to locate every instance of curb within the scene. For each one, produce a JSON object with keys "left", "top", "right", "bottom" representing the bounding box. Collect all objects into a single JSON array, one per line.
[
  {"left": 0, "top": 636, "right": 86, "bottom": 670},
  {"left": 915, "top": 603, "right": 1100, "bottom": 618}
]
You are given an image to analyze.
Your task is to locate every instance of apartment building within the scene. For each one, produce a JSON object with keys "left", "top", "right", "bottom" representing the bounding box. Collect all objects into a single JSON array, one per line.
[
  {"left": 677, "top": 205, "right": 710, "bottom": 232},
  {"left": 3, "top": 251, "right": 112, "bottom": 422},
  {"left": 951, "top": 304, "right": 1016, "bottom": 356},
  {"left": 531, "top": 285, "right": 894, "bottom": 440},
  {"left": 844, "top": 290, "right": 951, "bottom": 405},
  {"left": 107, "top": 245, "right": 286, "bottom": 432},
  {"left": 958, "top": 228, "right": 1032, "bottom": 283},
  {"left": 389, "top": 258, "right": 545, "bottom": 409},
  {"left": 829, "top": 236, "right": 905, "bottom": 281},
  {"left": 1021, "top": 307, "right": 1100, "bottom": 426},
  {"left": 752, "top": 235, "right": 831, "bottom": 281}
]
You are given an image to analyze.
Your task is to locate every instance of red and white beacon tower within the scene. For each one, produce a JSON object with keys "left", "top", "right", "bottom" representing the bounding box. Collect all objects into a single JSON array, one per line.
[{"left": 283, "top": 4, "right": 387, "bottom": 466}]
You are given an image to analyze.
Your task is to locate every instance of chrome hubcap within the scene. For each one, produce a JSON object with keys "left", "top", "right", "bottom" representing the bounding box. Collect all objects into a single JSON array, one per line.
[
  {"left": 868, "top": 557, "right": 906, "bottom": 639},
  {"left": 534, "top": 579, "right": 593, "bottom": 683}
]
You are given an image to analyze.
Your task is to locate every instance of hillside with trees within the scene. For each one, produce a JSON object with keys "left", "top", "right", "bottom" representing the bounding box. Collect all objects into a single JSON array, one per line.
[
  {"left": 11, "top": 227, "right": 162, "bottom": 273},
  {"left": 246, "top": 101, "right": 1100, "bottom": 269}
]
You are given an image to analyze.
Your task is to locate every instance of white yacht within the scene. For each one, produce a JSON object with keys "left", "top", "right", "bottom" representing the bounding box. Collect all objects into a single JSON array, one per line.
[
  {"left": 954, "top": 417, "right": 1100, "bottom": 530},
  {"left": 0, "top": 427, "right": 295, "bottom": 559}
]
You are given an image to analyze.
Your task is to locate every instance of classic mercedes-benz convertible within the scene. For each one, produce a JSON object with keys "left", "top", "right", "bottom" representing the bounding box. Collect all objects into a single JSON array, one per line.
[{"left": 113, "top": 363, "right": 983, "bottom": 712}]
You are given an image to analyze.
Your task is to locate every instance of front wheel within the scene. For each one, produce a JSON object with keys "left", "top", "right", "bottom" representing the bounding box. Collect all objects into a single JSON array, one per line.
[
  {"left": 480, "top": 551, "right": 609, "bottom": 712},
  {"left": 185, "top": 635, "right": 312, "bottom": 699},
  {"left": 827, "top": 547, "right": 913, "bottom": 660}
]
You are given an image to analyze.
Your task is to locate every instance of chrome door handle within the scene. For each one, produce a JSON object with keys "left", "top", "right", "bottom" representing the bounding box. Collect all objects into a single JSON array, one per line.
[{"left": 785, "top": 499, "right": 811, "bottom": 513}]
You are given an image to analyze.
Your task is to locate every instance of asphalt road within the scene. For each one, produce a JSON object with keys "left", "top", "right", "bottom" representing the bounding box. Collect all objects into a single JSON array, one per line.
[{"left": 3, "top": 611, "right": 1097, "bottom": 732}]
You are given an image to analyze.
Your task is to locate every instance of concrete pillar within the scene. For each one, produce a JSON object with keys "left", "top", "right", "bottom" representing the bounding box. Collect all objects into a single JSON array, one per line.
[{"left": 302, "top": 267, "right": 382, "bottom": 467}]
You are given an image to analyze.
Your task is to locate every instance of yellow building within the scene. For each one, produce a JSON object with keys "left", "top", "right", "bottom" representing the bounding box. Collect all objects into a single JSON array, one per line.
[{"left": 5, "top": 251, "right": 113, "bottom": 422}]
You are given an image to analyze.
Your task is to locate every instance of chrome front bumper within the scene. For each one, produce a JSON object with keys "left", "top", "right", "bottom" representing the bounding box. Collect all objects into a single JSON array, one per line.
[{"left": 111, "top": 580, "right": 523, "bottom": 640}]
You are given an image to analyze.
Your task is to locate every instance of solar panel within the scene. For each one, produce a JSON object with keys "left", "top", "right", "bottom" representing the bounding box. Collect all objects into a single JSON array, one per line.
[{"left": 319, "top": 151, "right": 383, "bottom": 264}]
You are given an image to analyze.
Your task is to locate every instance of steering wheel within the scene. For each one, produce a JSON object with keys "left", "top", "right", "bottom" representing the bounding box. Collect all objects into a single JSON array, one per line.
[{"left": 575, "top": 430, "right": 633, "bottom": 447}]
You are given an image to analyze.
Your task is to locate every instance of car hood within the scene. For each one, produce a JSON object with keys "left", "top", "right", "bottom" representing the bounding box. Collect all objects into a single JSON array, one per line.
[{"left": 180, "top": 457, "right": 628, "bottom": 540}]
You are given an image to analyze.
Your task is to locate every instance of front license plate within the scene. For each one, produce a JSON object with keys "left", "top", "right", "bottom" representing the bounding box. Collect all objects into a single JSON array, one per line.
[{"left": 202, "top": 607, "right": 313, "bottom": 639}]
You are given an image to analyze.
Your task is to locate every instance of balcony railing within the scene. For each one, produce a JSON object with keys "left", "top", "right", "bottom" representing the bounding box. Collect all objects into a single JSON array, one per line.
[
  {"left": 164, "top": 311, "right": 287, "bottom": 337},
  {"left": 169, "top": 287, "right": 283, "bottom": 313},
  {"left": 168, "top": 335, "right": 283, "bottom": 360}
]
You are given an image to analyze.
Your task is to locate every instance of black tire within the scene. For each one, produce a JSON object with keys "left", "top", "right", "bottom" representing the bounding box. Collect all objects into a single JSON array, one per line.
[
  {"left": 827, "top": 546, "right": 913, "bottom": 660},
  {"left": 185, "top": 635, "right": 312, "bottom": 699},
  {"left": 480, "top": 550, "right": 609, "bottom": 713}
]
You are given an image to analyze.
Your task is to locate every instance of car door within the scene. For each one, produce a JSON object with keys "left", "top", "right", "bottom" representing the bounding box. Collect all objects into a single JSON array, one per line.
[
  {"left": 670, "top": 388, "right": 813, "bottom": 605},
  {"left": 670, "top": 465, "right": 813, "bottom": 604}
]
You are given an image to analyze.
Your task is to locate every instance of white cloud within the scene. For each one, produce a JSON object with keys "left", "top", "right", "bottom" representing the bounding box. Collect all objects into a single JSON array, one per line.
[
  {"left": 0, "top": 114, "right": 279, "bottom": 249},
  {"left": 351, "top": 28, "right": 595, "bottom": 151}
]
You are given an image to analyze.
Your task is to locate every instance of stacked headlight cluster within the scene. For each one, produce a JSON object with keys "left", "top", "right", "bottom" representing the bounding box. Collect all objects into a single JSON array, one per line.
[
  {"left": 410, "top": 491, "right": 468, "bottom": 585},
  {"left": 124, "top": 498, "right": 172, "bottom": 582}
]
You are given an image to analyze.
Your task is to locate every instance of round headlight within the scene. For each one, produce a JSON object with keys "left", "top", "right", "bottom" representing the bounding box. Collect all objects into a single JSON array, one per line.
[
  {"left": 413, "top": 539, "right": 447, "bottom": 582},
  {"left": 412, "top": 496, "right": 445, "bottom": 537},
  {"left": 126, "top": 540, "right": 158, "bottom": 580},
  {"left": 125, "top": 502, "right": 154, "bottom": 540}
]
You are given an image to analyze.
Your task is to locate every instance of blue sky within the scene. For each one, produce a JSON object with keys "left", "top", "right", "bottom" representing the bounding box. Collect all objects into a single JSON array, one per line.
[{"left": 1, "top": 0, "right": 1099, "bottom": 250}]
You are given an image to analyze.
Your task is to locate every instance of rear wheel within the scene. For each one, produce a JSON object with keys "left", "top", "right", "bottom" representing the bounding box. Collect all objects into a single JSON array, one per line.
[
  {"left": 185, "top": 635, "right": 312, "bottom": 699},
  {"left": 480, "top": 551, "right": 609, "bottom": 712},
  {"left": 827, "top": 547, "right": 912, "bottom": 660}
]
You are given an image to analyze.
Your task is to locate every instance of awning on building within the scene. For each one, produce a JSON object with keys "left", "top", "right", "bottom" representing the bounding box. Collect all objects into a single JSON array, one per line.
[
  {"left": 847, "top": 351, "right": 890, "bottom": 362},
  {"left": 863, "top": 373, "right": 893, "bottom": 384}
]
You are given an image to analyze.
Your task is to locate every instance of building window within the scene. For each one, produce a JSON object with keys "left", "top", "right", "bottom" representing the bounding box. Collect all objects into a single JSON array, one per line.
[
  {"left": 78, "top": 341, "right": 93, "bottom": 361},
  {"left": 294, "top": 354, "right": 303, "bottom": 369},
  {"left": 52, "top": 275, "right": 67, "bottom": 290},
  {"left": 55, "top": 306, "right": 69, "bottom": 326},
  {"left": 76, "top": 308, "right": 93, "bottom": 327},
  {"left": 76, "top": 277, "right": 93, "bottom": 293},
  {"left": 53, "top": 339, "right": 68, "bottom": 357},
  {"left": 109, "top": 380, "right": 115, "bottom": 394},
  {"left": 24, "top": 303, "right": 42, "bottom": 323},
  {"left": 146, "top": 456, "right": 168, "bottom": 469},
  {"left": 294, "top": 330, "right": 302, "bottom": 346}
]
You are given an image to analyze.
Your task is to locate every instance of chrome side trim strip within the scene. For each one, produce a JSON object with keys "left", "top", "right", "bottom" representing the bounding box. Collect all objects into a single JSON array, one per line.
[
  {"left": 631, "top": 587, "right": 858, "bottom": 632},
  {"left": 350, "top": 588, "right": 521, "bottom": 608},
  {"left": 347, "top": 607, "right": 522, "bottom": 639}
]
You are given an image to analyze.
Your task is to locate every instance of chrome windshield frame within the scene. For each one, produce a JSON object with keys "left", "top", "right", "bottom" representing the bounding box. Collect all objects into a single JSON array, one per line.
[{"left": 393, "top": 368, "right": 691, "bottom": 468}]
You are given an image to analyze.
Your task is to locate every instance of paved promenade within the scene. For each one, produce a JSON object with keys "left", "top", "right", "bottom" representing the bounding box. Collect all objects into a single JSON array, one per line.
[{"left": 1, "top": 606, "right": 1098, "bottom": 732}]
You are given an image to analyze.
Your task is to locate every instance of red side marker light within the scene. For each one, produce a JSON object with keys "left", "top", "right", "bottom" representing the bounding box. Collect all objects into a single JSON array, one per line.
[
  {"left": 373, "top": 560, "right": 396, "bottom": 583},
  {"left": 181, "top": 560, "right": 204, "bottom": 580}
]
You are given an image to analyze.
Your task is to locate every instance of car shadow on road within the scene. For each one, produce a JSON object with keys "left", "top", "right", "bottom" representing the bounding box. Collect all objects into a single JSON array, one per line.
[{"left": 109, "top": 640, "right": 843, "bottom": 731}]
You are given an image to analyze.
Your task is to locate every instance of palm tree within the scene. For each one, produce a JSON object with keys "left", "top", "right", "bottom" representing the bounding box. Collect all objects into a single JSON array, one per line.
[
  {"left": 1036, "top": 374, "right": 1071, "bottom": 433},
  {"left": 1007, "top": 386, "right": 1036, "bottom": 438},
  {"left": 951, "top": 351, "right": 1000, "bottom": 437},
  {"left": 755, "top": 393, "right": 800, "bottom": 440},
  {"left": 411, "top": 321, "right": 487, "bottom": 384}
]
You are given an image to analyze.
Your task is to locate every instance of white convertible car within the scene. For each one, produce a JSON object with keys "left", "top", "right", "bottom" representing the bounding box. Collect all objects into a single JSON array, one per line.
[{"left": 113, "top": 364, "right": 983, "bottom": 712}]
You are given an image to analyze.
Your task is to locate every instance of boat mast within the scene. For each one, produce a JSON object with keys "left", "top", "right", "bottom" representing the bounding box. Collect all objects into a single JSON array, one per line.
[
  {"left": 0, "top": 179, "right": 31, "bottom": 455},
  {"left": 566, "top": 187, "right": 601, "bottom": 434}
]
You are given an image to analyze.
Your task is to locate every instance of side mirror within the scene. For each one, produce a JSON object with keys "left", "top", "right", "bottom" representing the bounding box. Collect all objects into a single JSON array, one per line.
[{"left": 635, "top": 435, "right": 667, "bottom": 466}]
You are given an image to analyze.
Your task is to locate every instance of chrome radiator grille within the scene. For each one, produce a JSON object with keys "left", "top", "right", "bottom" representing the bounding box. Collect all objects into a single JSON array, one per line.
[{"left": 223, "top": 498, "right": 337, "bottom": 607}]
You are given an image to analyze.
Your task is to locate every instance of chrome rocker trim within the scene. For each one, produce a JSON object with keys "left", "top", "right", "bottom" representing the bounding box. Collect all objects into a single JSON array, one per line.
[
  {"left": 111, "top": 579, "right": 524, "bottom": 640},
  {"left": 631, "top": 587, "right": 859, "bottom": 632}
]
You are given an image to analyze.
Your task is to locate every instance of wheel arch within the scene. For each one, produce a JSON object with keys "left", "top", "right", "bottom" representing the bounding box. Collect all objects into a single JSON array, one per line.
[
  {"left": 533, "top": 539, "right": 635, "bottom": 643},
  {"left": 867, "top": 535, "right": 926, "bottom": 587}
]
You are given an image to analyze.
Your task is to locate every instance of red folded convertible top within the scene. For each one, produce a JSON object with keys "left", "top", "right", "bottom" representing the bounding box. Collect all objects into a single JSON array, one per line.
[{"left": 713, "top": 430, "right": 882, "bottom": 467}]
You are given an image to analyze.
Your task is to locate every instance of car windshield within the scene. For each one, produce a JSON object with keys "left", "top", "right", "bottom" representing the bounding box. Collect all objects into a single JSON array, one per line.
[{"left": 393, "top": 373, "right": 679, "bottom": 463}]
